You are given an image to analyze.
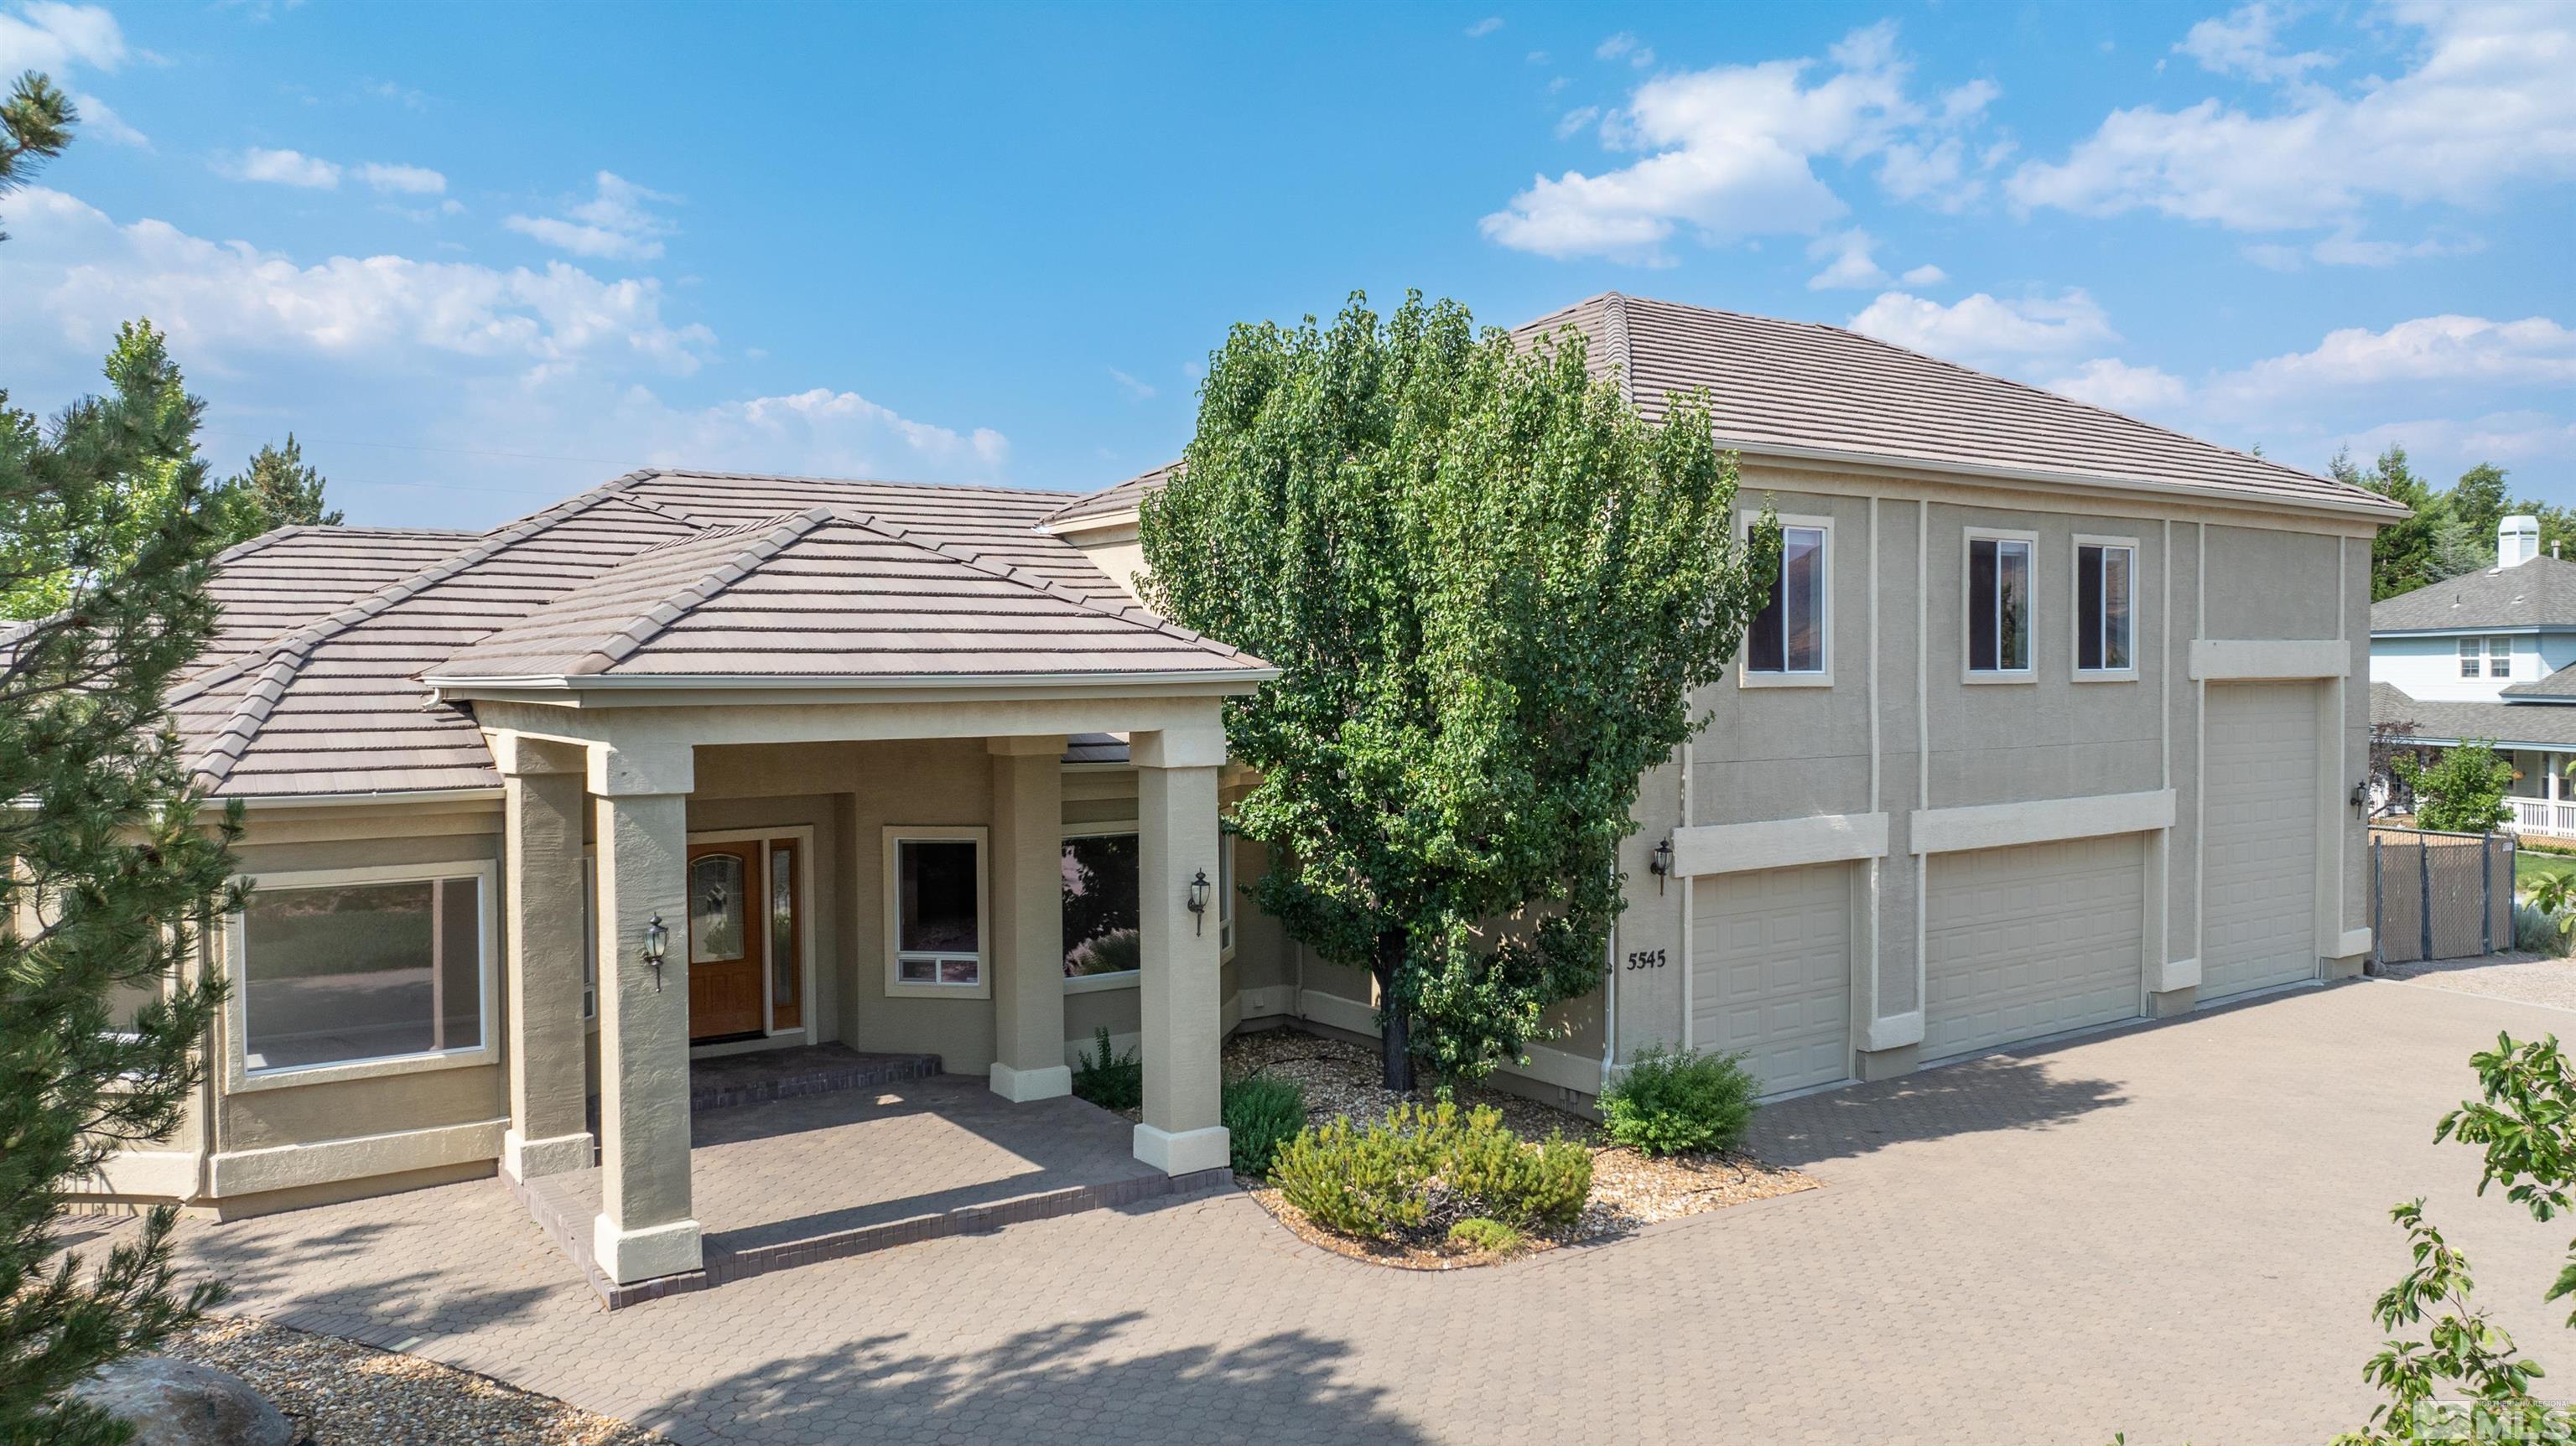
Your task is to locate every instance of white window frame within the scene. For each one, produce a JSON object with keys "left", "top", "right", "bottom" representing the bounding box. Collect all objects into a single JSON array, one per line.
[
  {"left": 1738, "top": 511, "right": 1834, "bottom": 688},
  {"left": 2070, "top": 534, "right": 2141, "bottom": 682},
  {"left": 1061, "top": 819, "right": 1142, "bottom": 995},
  {"left": 1962, "top": 526, "right": 2040, "bottom": 683},
  {"left": 689, "top": 826, "right": 818, "bottom": 1038},
  {"left": 221, "top": 859, "right": 499, "bottom": 1093},
  {"left": 883, "top": 825, "right": 989, "bottom": 999},
  {"left": 2489, "top": 635, "right": 2515, "bottom": 680},
  {"left": 2460, "top": 636, "right": 2483, "bottom": 679}
]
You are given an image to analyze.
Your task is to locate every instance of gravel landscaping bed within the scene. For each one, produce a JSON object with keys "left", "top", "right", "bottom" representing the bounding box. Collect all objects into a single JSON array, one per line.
[
  {"left": 2378, "top": 951, "right": 2576, "bottom": 1012},
  {"left": 1227, "top": 1027, "right": 1817, "bottom": 1267},
  {"left": 169, "top": 1316, "right": 662, "bottom": 1446}
]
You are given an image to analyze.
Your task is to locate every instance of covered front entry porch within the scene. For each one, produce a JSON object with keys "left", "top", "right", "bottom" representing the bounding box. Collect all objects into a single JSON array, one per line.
[
  {"left": 460, "top": 687, "right": 1249, "bottom": 1293},
  {"left": 510, "top": 1044, "right": 1221, "bottom": 1308}
]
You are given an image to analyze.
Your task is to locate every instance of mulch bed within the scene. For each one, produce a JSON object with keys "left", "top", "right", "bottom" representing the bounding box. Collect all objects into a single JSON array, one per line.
[
  {"left": 169, "top": 1316, "right": 663, "bottom": 1446},
  {"left": 1224, "top": 1028, "right": 1818, "bottom": 1269}
]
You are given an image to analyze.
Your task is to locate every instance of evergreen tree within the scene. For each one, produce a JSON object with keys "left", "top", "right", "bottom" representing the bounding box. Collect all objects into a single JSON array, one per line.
[
  {"left": 1140, "top": 293, "right": 1777, "bottom": 1088},
  {"left": 0, "top": 73, "right": 242, "bottom": 1446},
  {"left": 215, "top": 433, "right": 341, "bottom": 548},
  {"left": 2449, "top": 462, "right": 2511, "bottom": 552},
  {"left": 2347, "top": 445, "right": 2444, "bottom": 600},
  {"left": 2427, "top": 511, "right": 2492, "bottom": 582}
]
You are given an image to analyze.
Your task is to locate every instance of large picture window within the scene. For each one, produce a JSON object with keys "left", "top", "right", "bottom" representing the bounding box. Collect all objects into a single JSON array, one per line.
[
  {"left": 888, "top": 832, "right": 984, "bottom": 989},
  {"left": 1746, "top": 523, "right": 1827, "bottom": 677},
  {"left": 1966, "top": 533, "right": 2033, "bottom": 675},
  {"left": 239, "top": 874, "right": 482, "bottom": 1074},
  {"left": 1061, "top": 832, "right": 1140, "bottom": 978},
  {"left": 2075, "top": 541, "right": 2135, "bottom": 675}
]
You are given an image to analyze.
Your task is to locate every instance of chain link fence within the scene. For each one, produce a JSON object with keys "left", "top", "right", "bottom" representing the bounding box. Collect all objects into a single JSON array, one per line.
[{"left": 2368, "top": 827, "right": 2515, "bottom": 966}]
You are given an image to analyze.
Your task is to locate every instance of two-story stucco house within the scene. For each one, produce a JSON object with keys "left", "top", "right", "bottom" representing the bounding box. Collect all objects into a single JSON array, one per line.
[
  {"left": 2369, "top": 515, "right": 2576, "bottom": 838},
  {"left": 86, "top": 291, "right": 2399, "bottom": 1294}
]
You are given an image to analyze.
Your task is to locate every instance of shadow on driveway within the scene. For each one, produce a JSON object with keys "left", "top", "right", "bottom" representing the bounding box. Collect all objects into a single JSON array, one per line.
[
  {"left": 1751, "top": 1052, "right": 2128, "bottom": 1170},
  {"left": 633, "top": 1312, "right": 1426, "bottom": 1446}
]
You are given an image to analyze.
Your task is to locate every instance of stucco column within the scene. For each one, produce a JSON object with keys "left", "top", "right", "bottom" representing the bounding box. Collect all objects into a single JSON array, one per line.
[
  {"left": 493, "top": 733, "right": 594, "bottom": 1183},
  {"left": 1131, "top": 727, "right": 1229, "bottom": 1174},
  {"left": 589, "top": 741, "right": 700, "bottom": 1284},
  {"left": 989, "top": 736, "right": 1072, "bottom": 1101}
]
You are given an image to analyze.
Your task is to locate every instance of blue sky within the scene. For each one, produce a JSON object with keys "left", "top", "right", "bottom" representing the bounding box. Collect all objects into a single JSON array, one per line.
[{"left": 3, "top": 0, "right": 2569, "bottom": 529}]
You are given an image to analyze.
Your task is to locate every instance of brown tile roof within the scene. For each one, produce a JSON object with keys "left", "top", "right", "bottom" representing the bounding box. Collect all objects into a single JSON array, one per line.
[
  {"left": 1039, "top": 462, "right": 1176, "bottom": 528},
  {"left": 171, "top": 470, "right": 1265, "bottom": 801},
  {"left": 428, "top": 505, "right": 1265, "bottom": 682}
]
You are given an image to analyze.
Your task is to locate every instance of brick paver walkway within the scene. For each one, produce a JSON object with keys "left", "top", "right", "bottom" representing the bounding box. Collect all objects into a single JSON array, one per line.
[{"left": 159, "top": 979, "right": 2576, "bottom": 1443}]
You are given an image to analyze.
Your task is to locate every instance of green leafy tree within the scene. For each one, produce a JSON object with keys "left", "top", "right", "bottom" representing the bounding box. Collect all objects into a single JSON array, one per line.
[
  {"left": 0, "top": 75, "right": 243, "bottom": 1446},
  {"left": 214, "top": 433, "right": 340, "bottom": 547},
  {"left": 2346, "top": 445, "right": 2443, "bottom": 601},
  {"left": 2449, "top": 463, "right": 2511, "bottom": 557},
  {"left": 2337, "top": 1034, "right": 2576, "bottom": 1443},
  {"left": 1140, "top": 292, "right": 1777, "bottom": 1088},
  {"left": 2392, "top": 740, "right": 2514, "bottom": 834}
]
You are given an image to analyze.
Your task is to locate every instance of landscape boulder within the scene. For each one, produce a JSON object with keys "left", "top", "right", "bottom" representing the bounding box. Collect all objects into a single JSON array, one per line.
[{"left": 70, "top": 1355, "right": 293, "bottom": 1446}]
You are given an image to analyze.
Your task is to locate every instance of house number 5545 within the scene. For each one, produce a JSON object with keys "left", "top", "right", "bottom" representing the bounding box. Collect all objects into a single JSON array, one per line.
[{"left": 1623, "top": 949, "right": 1667, "bottom": 971}]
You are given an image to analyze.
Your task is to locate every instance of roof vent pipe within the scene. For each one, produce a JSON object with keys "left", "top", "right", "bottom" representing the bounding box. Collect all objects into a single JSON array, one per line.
[{"left": 2501, "top": 514, "right": 2542, "bottom": 568}]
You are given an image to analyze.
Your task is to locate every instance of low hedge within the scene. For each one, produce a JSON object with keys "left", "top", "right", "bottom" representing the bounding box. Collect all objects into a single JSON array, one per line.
[{"left": 1272, "top": 1099, "right": 1591, "bottom": 1239}]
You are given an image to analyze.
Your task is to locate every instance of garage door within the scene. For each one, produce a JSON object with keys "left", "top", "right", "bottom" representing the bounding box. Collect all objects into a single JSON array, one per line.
[
  {"left": 1925, "top": 834, "right": 2144, "bottom": 1059},
  {"left": 1691, "top": 864, "right": 1852, "bottom": 1094},
  {"left": 2204, "top": 682, "right": 2320, "bottom": 998}
]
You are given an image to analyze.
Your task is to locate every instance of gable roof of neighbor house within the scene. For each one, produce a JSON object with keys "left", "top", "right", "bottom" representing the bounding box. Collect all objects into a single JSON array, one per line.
[
  {"left": 2372, "top": 682, "right": 2576, "bottom": 750},
  {"left": 170, "top": 469, "right": 1266, "bottom": 802},
  {"left": 2504, "top": 662, "right": 2576, "bottom": 700},
  {"left": 2369, "top": 554, "right": 2576, "bottom": 634},
  {"left": 1034, "top": 293, "right": 2407, "bottom": 527}
]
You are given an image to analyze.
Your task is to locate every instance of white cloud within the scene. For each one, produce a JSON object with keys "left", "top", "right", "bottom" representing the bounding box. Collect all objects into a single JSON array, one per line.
[
  {"left": 359, "top": 162, "right": 445, "bottom": 195},
  {"left": 1107, "top": 366, "right": 1155, "bottom": 401},
  {"left": 1465, "top": 16, "right": 1502, "bottom": 38},
  {"left": 1554, "top": 105, "right": 1599, "bottom": 139},
  {"left": 1483, "top": 22, "right": 2002, "bottom": 262},
  {"left": 2044, "top": 357, "right": 2189, "bottom": 412},
  {"left": 66, "top": 90, "right": 143, "bottom": 146},
  {"left": 2010, "top": 2, "right": 2576, "bottom": 233},
  {"left": 1898, "top": 262, "right": 1946, "bottom": 285},
  {"left": 1805, "top": 228, "right": 1888, "bottom": 289},
  {"left": 504, "top": 172, "right": 678, "bottom": 261},
  {"left": 224, "top": 147, "right": 341, "bottom": 189},
  {"left": 2174, "top": 3, "right": 2331, "bottom": 81},
  {"left": 2210, "top": 314, "right": 2576, "bottom": 404},
  {"left": 1846, "top": 288, "right": 2116, "bottom": 367},
  {"left": 622, "top": 386, "right": 1009, "bottom": 477},
  {"left": 1595, "top": 31, "right": 1654, "bottom": 67},
  {"left": 0, "top": 2, "right": 127, "bottom": 75}
]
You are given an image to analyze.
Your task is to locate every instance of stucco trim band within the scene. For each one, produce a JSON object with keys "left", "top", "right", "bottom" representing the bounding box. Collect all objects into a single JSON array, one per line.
[
  {"left": 209, "top": 1117, "right": 506, "bottom": 1198},
  {"left": 2187, "top": 639, "right": 2350, "bottom": 681},
  {"left": 94, "top": 1148, "right": 201, "bottom": 1200},
  {"left": 2153, "top": 956, "right": 2203, "bottom": 993},
  {"left": 1672, "top": 812, "right": 1891, "bottom": 877},
  {"left": 2326, "top": 927, "right": 2373, "bottom": 961},
  {"left": 1909, "top": 790, "right": 2176, "bottom": 856},
  {"left": 1864, "top": 1009, "right": 1925, "bottom": 1051}
]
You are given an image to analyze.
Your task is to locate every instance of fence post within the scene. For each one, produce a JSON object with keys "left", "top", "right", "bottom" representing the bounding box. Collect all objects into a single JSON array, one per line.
[
  {"left": 2420, "top": 837, "right": 2435, "bottom": 961},
  {"left": 2483, "top": 832, "right": 2494, "bottom": 956},
  {"left": 2371, "top": 835, "right": 2383, "bottom": 971}
]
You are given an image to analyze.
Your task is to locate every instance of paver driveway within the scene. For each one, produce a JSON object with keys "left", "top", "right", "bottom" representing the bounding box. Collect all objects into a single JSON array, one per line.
[{"left": 159, "top": 977, "right": 2576, "bottom": 1444}]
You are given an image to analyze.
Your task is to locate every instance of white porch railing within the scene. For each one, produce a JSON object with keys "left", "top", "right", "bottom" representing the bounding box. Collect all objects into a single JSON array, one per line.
[{"left": 2507, "top": 796, "right": 2576, "bottom": 838}]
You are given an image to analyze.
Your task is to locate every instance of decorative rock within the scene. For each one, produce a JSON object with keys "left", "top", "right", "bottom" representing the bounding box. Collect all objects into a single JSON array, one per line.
[{"left": 71, "top": 1355, "right": 294, "bottom": 1446}]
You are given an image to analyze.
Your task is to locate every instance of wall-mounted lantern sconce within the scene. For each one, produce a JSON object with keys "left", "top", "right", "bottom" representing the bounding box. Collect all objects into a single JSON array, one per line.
[
  {"left": 1649, "top": 837, "right": 1675, "bottom": 894},
  {"left": 641, "top": 913, "right": 669, "bottom": 989},
  {"left": 2350, "top": 780, "right": 2371, "bottom": 817},
  {"left": 1187, "top": 870, "right": 1212, "bottom": 935}
]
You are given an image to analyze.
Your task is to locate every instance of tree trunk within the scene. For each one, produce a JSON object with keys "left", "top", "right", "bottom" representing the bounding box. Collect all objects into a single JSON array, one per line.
[{"left": 1373, "top": 928, "right": 1414, "bottom": 1093}]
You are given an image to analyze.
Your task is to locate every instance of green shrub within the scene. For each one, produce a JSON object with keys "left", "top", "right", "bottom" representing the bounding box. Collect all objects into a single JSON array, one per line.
[
  {"left": 1447, "top": 1217, "right": 1524, "bottom": 1255},
  {"left": 1272, "top": 1114, "right": 1430, "bottom": 1237},
  {"left": 1223, "top": 1074, "right": 1306, "bottom": 1177},
  {"left": 1599, "top": 1044, "right": 1759, "bottom": 1156},
  {"left": 1273, "top": 1098, "right": 1593, "bottom": 1238},
  {"left": 1071, "top": 1026, "right": 1141, "bottom": 1112},
  {"left": 2514, "top": 899, "right": 2573, "bottom": 956}
]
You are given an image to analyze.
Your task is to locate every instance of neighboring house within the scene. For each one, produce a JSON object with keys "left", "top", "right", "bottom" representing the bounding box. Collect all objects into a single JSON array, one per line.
[
  {"left": 85, "top": 292, "right": 2398, "bottom": 1294},
  {"left": 2369, "top": 514, "right": 2576, "bottom": 836}
]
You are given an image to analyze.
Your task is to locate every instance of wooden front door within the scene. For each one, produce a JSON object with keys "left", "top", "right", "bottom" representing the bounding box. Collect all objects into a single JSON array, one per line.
[{"left": 685, "top": 841, "right": 766, "bottom": 1040}]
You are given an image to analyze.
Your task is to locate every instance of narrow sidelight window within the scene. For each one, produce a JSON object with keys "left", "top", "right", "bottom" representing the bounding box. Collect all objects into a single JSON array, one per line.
[
  {"left": 1967, "top": 535, "right": 2033, "bottom": 674},
  {"left": 2075, "top": 542, "right": 2134, "bottom": 673},
  {"left": 769, "top": 838, "right": 801, "bottom": 1030},
  {"left": 1747, "top": 525, "right": 1827, "bottom": 675},
  {"left": 893, "top": 837, "right": 982, "bottom": 986}
]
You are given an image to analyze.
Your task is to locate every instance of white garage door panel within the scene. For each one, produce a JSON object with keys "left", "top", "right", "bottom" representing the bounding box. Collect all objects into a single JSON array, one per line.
[
  {"left": 1925, "top": 834, "right": 2145, "bottom": 1059},
  {"left": 2205, "top": 682, "right": 2320, "bottom": 999},
  {"left": 1691, "top": 863, "right": 1852, "bottom": 1094}
]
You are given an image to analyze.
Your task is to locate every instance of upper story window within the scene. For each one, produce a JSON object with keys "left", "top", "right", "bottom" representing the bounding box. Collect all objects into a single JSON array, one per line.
[
  {"left": 2074, "top": 540, "right": 2136, "bottom": 676},
  {"left": 2462, "top": 636, "right": 2513, "bottom": 679},
  {"left": 1744, "top": 517, "right": 1829, "bottom": 685},
  {"left": 886, "top": 828, "right": 985, "bottom": 993},
  {"left": 1966, "top": 531, "right": 2035, "bottom": 676}
]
